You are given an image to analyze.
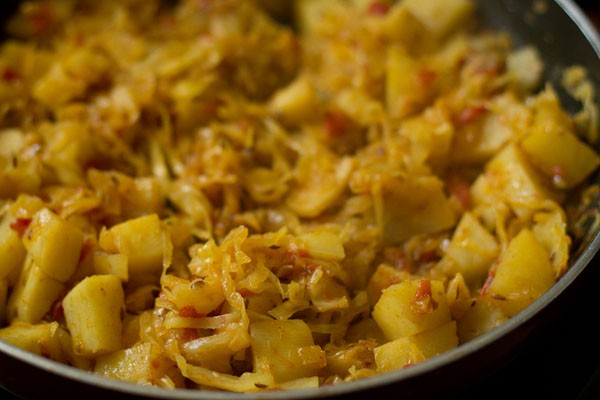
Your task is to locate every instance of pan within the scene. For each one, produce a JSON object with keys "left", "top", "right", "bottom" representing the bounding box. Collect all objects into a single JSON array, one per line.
[{"left": 1, "top": 0, "right": 600, "bottom": 399}]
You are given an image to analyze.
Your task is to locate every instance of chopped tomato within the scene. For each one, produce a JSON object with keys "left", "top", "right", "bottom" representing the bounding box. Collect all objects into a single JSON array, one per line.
[
  {"left": 414, "top": 280, "right": 432, "bottom": 301},
  {"left": 411, "top": 280, "right": 439, "bottom": 313},
  {"left": 418, "top": 250, "right": 439, "bottom": 264},
  {"left": 179, "top": 305, "right": 205, "bottom": 318},
  {"left": 448, "top": 177, "right": 471, "bottom": 211},
  {"left": 367, "top": 1, "right": 391, "bottom": 16},
  {"left": 480, "top": 269, "right": 495, "bottom": 295},
  {"left": 417, "top": 69, "right": 437, "bottom": 87},
  {"left": 9, "top": 218, "right": 31, "bottom": 237},
  {"left": 324, "top": 111, "right": 350, "bottom": 138},
  {"left": 459, "top": 104, "right": 488, "bottom": 124},
  {"left": 180, "top": 328, "right": 200, "bottom": 342},
  {"left": 1, "top": 68, "right": 20, "bottom": 82}
]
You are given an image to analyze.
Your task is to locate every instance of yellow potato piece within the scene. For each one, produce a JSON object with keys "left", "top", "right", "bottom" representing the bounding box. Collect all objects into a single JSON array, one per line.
[
  {"left": 373, "top": 279, "right": 451, "bottom": 340},
  {"left": 63, "top": 274, "right": 125, "bottom": 356},
  {"left": 488, "top": 229, "right": 555, "bottom": 317}
]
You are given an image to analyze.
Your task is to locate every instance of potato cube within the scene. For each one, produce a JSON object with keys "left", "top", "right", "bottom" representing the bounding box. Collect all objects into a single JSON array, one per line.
[
  {"left": 0, "top": 215, "right": 27, "bottom": 286},
  {"left": 487, "top": 229, "right": 555, "bottom": 317},
  {"left": 0, "top": 321, "right": 66, "bottom": 362},
  {"left": 285, "top": 142, "right": 354, "bottom": 218},
  {"left": 485, "top": 144, "right": 561, "bottom": 216},
  {"left": 386, "top": 46, "right": 435, "bottom": 119},
  {"left": 99, "top": 214, "right": 164, "bottom": 280},
  {"left": 7, "top": 258, "right": 65, "bottom": 323},
  {"left": 378, "top": 175, "right": 456, "bottom": 245},
  {"left": 520, "top": 126, "right": 599, "bottom": 190},
  {"left": 24, "top": 208, "right": 84, "bottom": 283},
  {"left": 403, "top": 0, "right": 474, "bottom": 38},
  {"left": 95, "top": 342, "right": 183, "bottom": 386},
  {"left": 269, "top": 77, "right": 319, "bottom": 125},
  {"left": 451, "top": 94, "right": 523, "bottom": 163},
  {"left": 63, "top": 274, "right": 125, "bottom": 356},
  {"left": 372, "top": 279, "right": 451, "bottom": 340},
  {"left": 374, "top": 337, "right": 425, "bottom": 372},
  {"left": 382, "top": 3, "right": 430, "bottom": 50},
  {"left": 251, "top": 319, "right": 326, "bottom": 383},
  {"left": 457, "top": 295, "right": 507, "bottom": 342},
  {"left": 366, "top": 264, "right": 411, "bottom": 305},
  {"left": 532, "top": 211, "right": 570, "bottom": 277},
  {"left": 298, "top": 230, "right": 345, "bottom": 261},
  {"left": 437, "top": 212, "right": 499, "bottom": 286},
  {"left": 409, "top": 321, "right": 458, "bottom": 359},
  {"left": 93, "top": 251, "right": 129, "bottom": 282}
]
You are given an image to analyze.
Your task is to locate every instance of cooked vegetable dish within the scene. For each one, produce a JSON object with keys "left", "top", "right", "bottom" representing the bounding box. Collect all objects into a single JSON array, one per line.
[{"left": 0, "top": 0, "right": 599, "bottom": 392}]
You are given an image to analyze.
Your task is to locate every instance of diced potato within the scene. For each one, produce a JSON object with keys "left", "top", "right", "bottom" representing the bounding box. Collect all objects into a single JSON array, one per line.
[
  {"left": 487, "top": 229, "right": 555, "bottom": 317},
  {"left": 93, "top": 251, "right": 129, "bottom": 282},
  {"left": 345, "top": 317, "right": 387, "bottom": 345},
  {"left": 298, "top": 230, "right": 345, "bottom": 261},
  {"left": 520, "top": 126, "right": 600, "bottom": 190},
  {"left": 324, "top": 340, "right": 377, "bottom": 377},
  {"left": 23, "top": 208, "right": 84, "bottom": 283},
  {"left": 456, "top": 295, "right": 507, "bottom": 342},
  {"left": 403, "top": 0, "right": 474, "bottom": 38},
  {"left": 0, "top": 159, "right": 42, "bottom": 199},
  {"left": 95, "top": 342, "right": 183, "bottom": 387},
  {"left": 378, "top": 175, "right": 456, "bottom": 245},
  {"left": 99, "top": 214, "right": 165, "bottom": 281},
  {"left": 286, "top": 141, "right": 354, "bottom": 218},
  {"left": 409, "top": 321, "right": 458, "bottom": 359},
  {"left": 251, "top": 319, "right": 326, "bottom": 383},
  {"left": 0, "top": 128, "right": 26, "bottom": 158},
  {"left": 372, "top": 279, "right": 451, "bottom": 340},
  {"left": 269, "top": 77, "right": 320, "bottom": 125},
  {"left": 519, "top": 88, "right": 599, "bottom": 189},
  {"left": 7, "top": 258, "right": 65, "bottom": 323},
  {"left": 366, "top": 264, "right": 411, "bottom": 305},
  {"left": 0, "top": 215, "right": 27, "bottom": 286},
  {"left": 386, "top": 46, "right": 435, "bottom": 119},
  {"left": 334, "top": 89, "right": 385, "bottom": 127},
  {"left": 485, "top": 143, "right": 562, "bottom": 217},
  {"left": 437, "top": 212, "right": 499, "bottom": 286},
  {"left": 401, "top": 106, "right": 454, "bottom": 163},
  {"left": 62, "top": 274, "right": 125, "bottom": 356},
  {"left": 0, "top": 321, "right": 66, "bottom": 362},
  {"left": 374, "top": 337, "right": 425, "bottom": 372},
  {"left": 452, "top": 97, "right": 519, "bottom": 163},
  {"left": 532, "top": 211, "right": 570, "bottom": 277},
  {"left": 382, "top": 3, "right": 430, "bottom": 50}
]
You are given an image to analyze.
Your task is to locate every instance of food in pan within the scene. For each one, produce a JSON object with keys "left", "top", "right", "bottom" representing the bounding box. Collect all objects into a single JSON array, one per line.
[{"left": 0, "top": 0, "right": 599, "bottom": 392}]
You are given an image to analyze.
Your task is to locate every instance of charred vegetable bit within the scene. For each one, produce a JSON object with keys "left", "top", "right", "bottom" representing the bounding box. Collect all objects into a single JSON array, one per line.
[{"left": 0, "top": 0, "right": 598, "bottom": 393}]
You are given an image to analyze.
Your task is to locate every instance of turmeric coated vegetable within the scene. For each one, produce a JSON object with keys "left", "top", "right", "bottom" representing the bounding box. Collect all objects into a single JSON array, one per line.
[{"left": 0, "top": 0, "right": 598, "bottom": 393}]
